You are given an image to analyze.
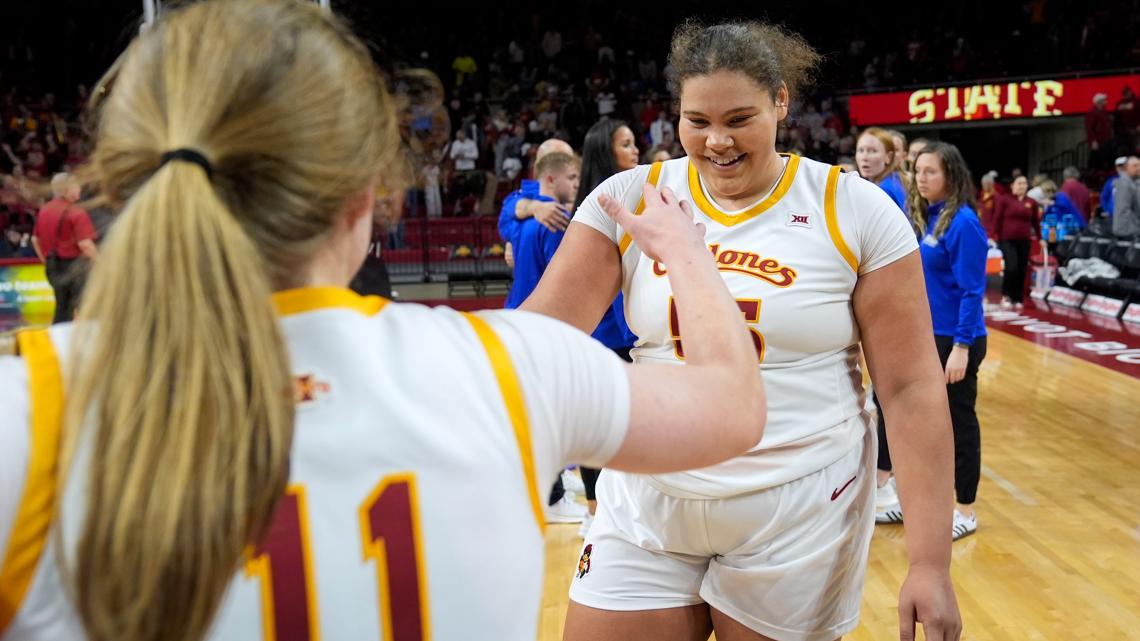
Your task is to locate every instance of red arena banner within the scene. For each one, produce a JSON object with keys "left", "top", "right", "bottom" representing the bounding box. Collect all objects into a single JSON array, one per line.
[{"left": 849, "top": 74, "right": 1140, "bottom": 126}]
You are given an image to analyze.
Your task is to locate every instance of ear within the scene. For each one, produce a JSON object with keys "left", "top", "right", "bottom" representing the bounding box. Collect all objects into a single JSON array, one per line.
[
  {"left": 774, "top": 83, "right": 790, "bottom": 122},
  {"left": 343, "top": 182, "right": 380, "bottom": 230}
]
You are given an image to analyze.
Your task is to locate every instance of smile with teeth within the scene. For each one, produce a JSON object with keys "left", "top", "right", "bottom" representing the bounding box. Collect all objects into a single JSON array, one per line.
[{"left": 708, "top": 154, "right": 746, "bottom": 167}]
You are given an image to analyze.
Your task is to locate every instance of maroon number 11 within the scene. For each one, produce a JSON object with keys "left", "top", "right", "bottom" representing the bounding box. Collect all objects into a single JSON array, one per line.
[{"left": 245, "top": 475, "right": 429, "bottom": 640}]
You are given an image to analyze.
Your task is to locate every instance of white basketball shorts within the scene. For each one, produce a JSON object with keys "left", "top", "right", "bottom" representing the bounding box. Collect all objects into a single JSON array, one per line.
[{"left": 569, "top": 423, "right": 876, "bottom": 641}]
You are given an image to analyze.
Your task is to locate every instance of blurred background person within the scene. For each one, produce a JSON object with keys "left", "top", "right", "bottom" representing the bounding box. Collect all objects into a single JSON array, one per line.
[
  {"left": 992, "top": 174, "right": 1041, "bottom": 310},
  {"left": 31, "top": 172, "right": 96, "bottom": 323}
]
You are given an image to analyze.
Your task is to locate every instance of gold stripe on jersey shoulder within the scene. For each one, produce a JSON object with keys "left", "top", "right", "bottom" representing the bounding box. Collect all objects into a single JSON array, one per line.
[
  {"left": 688, "top": 153, "right": 800, "bottom": 227},
  {"left": 618, "top": 161, "right": 664, "bottom": 256},
  {"left": 273, "top": 286, "right": 389, "bottom": 317},
  {"left": 0, "top": 329, "right": 64, "bottom": 630},
  {"left": 824, "top": 165, "right": 859, "bottom": 274},
  {"left": 462, "top": 313, "right": 545, "bottom": 534}
]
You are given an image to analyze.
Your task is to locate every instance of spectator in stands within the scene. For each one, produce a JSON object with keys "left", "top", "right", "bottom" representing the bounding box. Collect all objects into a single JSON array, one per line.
[
  {"left": 907, "top": 137, "right": 930, "bottom": 173},
  {"left": 1086, "top": 92, "right": 1114, "bottom": 168},
  {"left": 887, "top": 129, "right": 908, "bottom": 173},
  {"left": 1038, "top": 179, "right": 1088, "bottom": 230},
  {"left": 856, "top": 127, "right": 908, "bottom": 212},
  {"left": 422, "top": 161, "right": 442, "bottom": 218},
  {"left": 542, "top": 28, "right": 563, "bottom": 61},
  {"left": 993, "top": 175, "right": 1041, "bottom": 309},
  {"left": 31, "top": 173, "right": 97, "bottom": 323},
  {"left": 978, "top": 171, "right": 1000, "bottom": 236},
  {"left": 649, "top": 109, "right": 675, "bottom": 149},
  {"left": 646, "top": 145, "right": 672, "bottom": 163},
  {"left": 1059, "top": 166, "right": 1091, "bottom": 220},
  {"left": 451, "top": 50, "right": 478, "bottom": 88},
  {"left": 0, "top": 227, "right": 35, "bottom": 258},
  {"left": 1112, "top": 156, "right": 1140, "bottom": 238},
  {"left": 449, "top": 128, "right": 480, "bottom": 205},
  {"left": 1115, "top": 86, "right": 1138, "bottom": 151},
  {"left": 1101, "top": 155, "right": 1129, "bottom": 216},
  {"left": 1026, "top": 172, "right": 1049, "bottom": 204},
  {"left": 911, "top": 142, "right": 988, "bottom": 541},
  {"left": 596, "top": 86, "right": 617, "bottom": 119}
]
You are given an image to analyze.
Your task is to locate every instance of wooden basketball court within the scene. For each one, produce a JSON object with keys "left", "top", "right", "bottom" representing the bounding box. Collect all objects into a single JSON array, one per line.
[{"left": 538, "top": 327, "right": 1140, "bottom": 640}]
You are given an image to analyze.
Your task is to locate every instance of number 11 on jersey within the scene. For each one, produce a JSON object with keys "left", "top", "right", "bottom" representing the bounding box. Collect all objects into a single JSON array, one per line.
[
  {"left": 669, "top": 296, "right": 766, "bottom": 362},
  {"left": 244, "top": 475, "right": 430, "bottom": 641}
]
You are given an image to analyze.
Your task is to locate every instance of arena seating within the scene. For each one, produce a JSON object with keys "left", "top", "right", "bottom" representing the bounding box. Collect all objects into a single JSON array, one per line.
[
  {"left": 1056, "top": 227, "right": 1140, "bottom": 305},
  {"left": 388, "top": 216, "right": 511, "bottom": 296}
]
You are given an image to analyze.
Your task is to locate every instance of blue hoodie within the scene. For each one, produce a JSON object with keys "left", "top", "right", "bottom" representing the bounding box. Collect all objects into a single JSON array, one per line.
[
  {"left": 918, "top": 202, "right": 988, "bottom": 345},
  {"left": 504, "top": 197, "right": 636, "bottom": 349}
]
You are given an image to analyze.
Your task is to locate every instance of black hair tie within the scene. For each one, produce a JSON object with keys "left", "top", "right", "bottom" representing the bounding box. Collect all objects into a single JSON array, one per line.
[{"left": 159, "top": 148, "right": 214, "bottom": 180}]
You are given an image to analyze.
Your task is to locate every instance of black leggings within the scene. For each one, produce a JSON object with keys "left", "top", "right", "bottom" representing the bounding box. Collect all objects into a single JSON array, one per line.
[
  {"left": 875, "top": 335, "right": 987, "bottom": 505},
  {"left": 1000, "top": 238, "right": 1032, "bottom": 304}
]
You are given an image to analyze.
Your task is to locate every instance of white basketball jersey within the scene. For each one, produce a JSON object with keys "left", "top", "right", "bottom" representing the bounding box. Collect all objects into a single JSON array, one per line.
[
  {"left": 0, "top": 288, "right": 630, "bottom": 640},
  {"left": 575, "top": 155, "right": 917, "bottom": 497}
]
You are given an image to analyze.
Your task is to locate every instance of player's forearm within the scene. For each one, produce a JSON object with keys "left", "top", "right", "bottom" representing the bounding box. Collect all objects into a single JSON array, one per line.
[
  {"left": 664, "top": 249, "right": 756, "bottom": 373},
  {"left": 881, "top": 380, "right": 954, "bottom": 568},
  {"left": 514, "top": 199, "right": 535, "bottom": 220}
]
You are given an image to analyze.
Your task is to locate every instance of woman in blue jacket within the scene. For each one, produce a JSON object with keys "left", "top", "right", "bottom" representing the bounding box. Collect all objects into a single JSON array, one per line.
[
  {"left": 910, "top": 142, "right": 989, "bottom": 541},
  {"left": 856, "top": 127, "right": 910, "bottom": 213}
]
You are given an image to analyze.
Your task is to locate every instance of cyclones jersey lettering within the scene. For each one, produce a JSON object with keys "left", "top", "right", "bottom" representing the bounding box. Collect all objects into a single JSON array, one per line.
[
  {"left": 574, "top": 154, "right": 917, "bottom": 498},
  {"left": 650, "top": 243, "right": 798, "bottom": 288}
]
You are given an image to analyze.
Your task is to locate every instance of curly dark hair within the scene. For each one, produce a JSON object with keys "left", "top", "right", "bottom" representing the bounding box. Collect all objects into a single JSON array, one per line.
[{"left": 667, "top": 20, "right": 822, "bottom": 104}]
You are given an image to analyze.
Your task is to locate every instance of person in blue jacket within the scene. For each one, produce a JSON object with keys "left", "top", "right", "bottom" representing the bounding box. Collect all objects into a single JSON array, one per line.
[
  {"left": 856, "top": 127, "right": 909, "bottom": 214},
  {"left": 1039, "top": 179, "right": 1088, "bottom": 231},
  {"left": 498, "top": 138, "right": 576, "bottom": 257},
  {"left": 911, "top": 142, "right": 989, "bottom": 542}
]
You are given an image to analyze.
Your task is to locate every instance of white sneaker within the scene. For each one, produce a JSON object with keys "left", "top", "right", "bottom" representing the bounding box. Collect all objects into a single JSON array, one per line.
[
  {"left": 545, "top": 494, "right": 587, "bottom": 524},
  {"left": 577, "top": 512, "right": 594, "bottom": 539},
  {"left": 561, "top": 469, "right": 585, "bottom": 495},
  {"left": 875, "top": 476, "right": 903, "bottom": 524},
  {"left": 952, "top": 509, "right": 977, "bottom": 540}
]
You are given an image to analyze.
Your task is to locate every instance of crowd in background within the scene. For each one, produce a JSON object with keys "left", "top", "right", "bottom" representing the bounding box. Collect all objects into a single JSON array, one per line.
[{"left": 3, "top": 0, "right": 1140, "bottom": 243}]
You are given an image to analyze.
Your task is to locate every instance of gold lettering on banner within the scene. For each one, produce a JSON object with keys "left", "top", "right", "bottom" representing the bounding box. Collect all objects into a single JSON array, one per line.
[
  {"left": 1032, "top": 81, "right": 1064, "bottom": 116},
  {"left": 908, "top": 89, "right": 936, "bottom": 123},
  {"left": 905, "top": 78, "right": 1074, "bottom": 123}
]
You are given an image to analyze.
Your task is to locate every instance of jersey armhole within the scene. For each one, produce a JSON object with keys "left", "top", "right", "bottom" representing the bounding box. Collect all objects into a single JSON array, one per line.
[
  {"left": 460, "top": 314, "right": 546, "bottom": 535},
  {"left": 617, "top": 161, "right": 665, "bottom": 256},
  {"left": 0, "top": 329, "right": 64, "bottom": 631},
  {"left": 823, "top": 166, "right": 859, "bottom": 274}
]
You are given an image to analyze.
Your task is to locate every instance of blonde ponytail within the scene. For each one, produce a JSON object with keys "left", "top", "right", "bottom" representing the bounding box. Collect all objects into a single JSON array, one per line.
[
  {"left": 65, "top": 156, "right": 293, "bottom": 641},
  {"left": 57, "top": 1, "right": 403, "bottom": 639}
]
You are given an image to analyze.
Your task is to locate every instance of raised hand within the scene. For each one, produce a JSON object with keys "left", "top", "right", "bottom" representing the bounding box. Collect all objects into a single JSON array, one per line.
[{"left": 597, "top": 185, "right": 706, "bottom": 264}]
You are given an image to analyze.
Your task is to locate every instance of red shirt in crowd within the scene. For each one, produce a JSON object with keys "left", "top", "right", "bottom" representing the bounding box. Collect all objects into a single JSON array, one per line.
[
  {"left": 1060, "top": 177, "right": 1091, "bottom": 218},
  {"left": 33, "top": 197, "right": 96, "bottom": 259},
  {"left": 1085, "top": 107, "right": 1113, "bottom": 145},
  {"left": 1117, "top": 92, "right": 1139, "bottom": 133},
  {"left": 992, "top": 194, "right": 1041, "bottom": 242}
]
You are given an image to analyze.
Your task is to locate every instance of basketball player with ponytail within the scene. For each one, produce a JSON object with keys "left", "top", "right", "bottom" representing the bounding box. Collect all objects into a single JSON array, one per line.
[{"left": 0, "top": 2, "right": 767, "bottom": 640}]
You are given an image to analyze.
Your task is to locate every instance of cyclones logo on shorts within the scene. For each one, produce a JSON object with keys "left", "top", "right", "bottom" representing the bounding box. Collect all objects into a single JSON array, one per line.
[{"left": 576, "top": 544, "right": 593, "bottom": 579}]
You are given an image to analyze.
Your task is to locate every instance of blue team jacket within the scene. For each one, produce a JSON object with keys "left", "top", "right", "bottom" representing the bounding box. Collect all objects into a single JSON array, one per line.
[{"left": 918, "top": 202, "right": 988, "bottom": 345}]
